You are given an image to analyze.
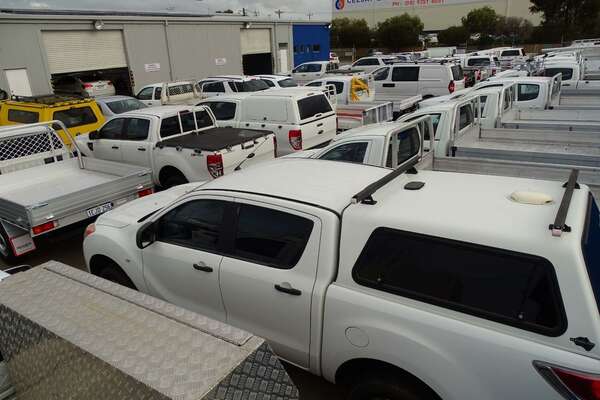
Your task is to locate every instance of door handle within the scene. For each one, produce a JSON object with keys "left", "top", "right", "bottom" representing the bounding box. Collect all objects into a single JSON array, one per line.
[
  {"left": 317, "top": 123, "right": 323, "bottom": 127},
  {"left": 317, "top": 130, "right": 324, "bottom": 135},
  {"left": 111, "top": 146, "right": 119, "bottom": 150},
  {"left": 383, "top": 83, "right": 395, "bottom": 88},
  {"left": 137, "top": 147, "right": 146, "bottom": 152},
  {"left": 193, "top": 262, "right": 213, "bottom": 273},
  {"left": 274, "top": 282, "right": 301, "bottom": 296}
]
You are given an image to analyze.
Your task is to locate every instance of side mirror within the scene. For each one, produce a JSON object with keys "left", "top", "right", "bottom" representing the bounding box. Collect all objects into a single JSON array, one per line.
[
  {"left": 88, "top": 131, "right": 100, "bottom": 140},
  {"left": 136, "top": 221, "right": 156, "bottom": 249}
]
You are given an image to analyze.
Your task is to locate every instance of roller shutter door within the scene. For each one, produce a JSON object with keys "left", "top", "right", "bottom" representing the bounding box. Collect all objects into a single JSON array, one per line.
[
  {"left": 240, "top": 29, "right": 271, "bottom": 55},
  {"left": 42, "top": 31, "right": 127, "bottom": 74}
]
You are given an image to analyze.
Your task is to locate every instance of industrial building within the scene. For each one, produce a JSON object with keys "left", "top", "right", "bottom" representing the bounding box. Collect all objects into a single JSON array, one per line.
[
  {"left": 0, "top": 10, "right": 330, "bottom": 97},
  {"left": 332, "top": 0, "right": 542, "bottom": 31}
]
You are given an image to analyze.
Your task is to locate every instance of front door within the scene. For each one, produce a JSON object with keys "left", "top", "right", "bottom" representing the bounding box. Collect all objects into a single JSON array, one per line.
[
  {"left": 141, "top": 197, "right": 231, "bottom": 321},
  {"left": 218, "top": 200, "right": 321, "bottom": 368},
  {"left": 93, "top": 117, "right": 125, "bottom": 162}
]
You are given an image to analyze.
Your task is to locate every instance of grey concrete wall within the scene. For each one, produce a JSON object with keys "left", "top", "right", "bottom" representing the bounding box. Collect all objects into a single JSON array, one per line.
[
  {"left": 0, "top": 23, "right": 52, "bottom": 94},
  {"left": 123, "top": 24, "right": 173, "bottom": 91},
  {"left": 273, "top": 23, "right": 293, "bottom": 73},
  {"left": 167, "top": 23, "right": 243, "bottom": 81}
]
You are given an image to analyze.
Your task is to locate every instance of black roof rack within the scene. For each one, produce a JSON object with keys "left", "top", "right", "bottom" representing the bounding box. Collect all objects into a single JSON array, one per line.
[
  {"left": 10, "top": 94, "right": 87, "bottom": 105},
  {"left": 549, "top": 169, "right": 580, "bottom": 237},
  {"left": 352, "top": 159, "right": 419, "bottom": 205}
]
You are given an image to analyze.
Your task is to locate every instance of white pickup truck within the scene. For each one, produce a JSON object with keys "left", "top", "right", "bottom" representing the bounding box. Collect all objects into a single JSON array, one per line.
[
  {"left": 543, "top": 58, "right": 600, "bottom": 94},
  {"left": 197, "top": 88, "right": 336, "bottom": 156},
  {"left": 135, "top": 81, "right": 202, "bottom": 107},
  {"left": 76, "top": 105, "right": 276, "bottom": 188},
  {"left": 84, "top": 153, "right": 600, "bottom": 400},
  {"left": 305, "top": 75, "right": 399, "bottom": 131}
]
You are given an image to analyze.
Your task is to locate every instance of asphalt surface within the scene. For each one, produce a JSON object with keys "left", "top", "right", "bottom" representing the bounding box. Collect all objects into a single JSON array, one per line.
[{"left": 0, "top": 225, "right": 345, "bottom": 400}]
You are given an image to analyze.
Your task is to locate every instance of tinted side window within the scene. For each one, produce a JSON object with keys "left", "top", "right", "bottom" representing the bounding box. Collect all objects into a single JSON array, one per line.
[
  {"left": 195, "top": 110, "right": 213, "bottom": 128},
  {"left": 205, "top": 102, "right": 237, "bottom": 120},
  {"left": 353, "top": 228, "right": 565, "bottom": 335},
  {"left": 320, "top": 142, "right": 368, "bottom": 163},
  {"left": 545, "top": 68, "right": 574, "bottom": 81},
  {"left": 160, "top": 116, "right": 181, "bottom": 138},
  {"left": 451, "top": 65, "right": 464, "bottom": 81},
  {"left": 262, "top": 79, "right": 275, "bottom": 87},
  {"left": 99, "top": 118, "right": 125, "bottom": 140},
  {"left": 518, "top": 84, "right": 540, "bottom": 101},
  {"left": 53, "top": 106, "right": 98, "bottom": 128},
  {"left": 386, "top": 127, "right": 420, "bottom": 168},
  {"left": 232, "top": 204, "right": 314, "bottom": 269},
  {"left": 137, "top": 87, "right": 154, "bottom": 100},
  {"left": 157, "top": 200, "right": 226, "bottom": 251},
  {"left": 7, "top": 109, "right": 39, "bottom": 123},
  {"left": 392, "top": 67, "right": 419, "bottom": 82},
  {"left": 155, "top": 87, "right": 162, "bottom": 100},
  {"left": 124, "top": 118, "right": 150, "bottom": 141},
  {"left": 203, "top": 82, "right": 225, "bottom": 93},
  {"left": 326, "top": 81, "right": 345, "bottom": 94},
  {"left": 459, "top": 104, "right": 474, "bottom": 130},
  {"left": 373, "top": 67, "right": 390, "bottom": 81},
  {"left": 297, "top": 95, "right": 333, "bottom": 120}
]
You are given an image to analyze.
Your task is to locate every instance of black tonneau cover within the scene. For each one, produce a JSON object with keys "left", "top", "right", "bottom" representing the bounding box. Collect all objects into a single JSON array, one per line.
[{"left": 157, "top": 127, "right": 272, "bottom": 151}]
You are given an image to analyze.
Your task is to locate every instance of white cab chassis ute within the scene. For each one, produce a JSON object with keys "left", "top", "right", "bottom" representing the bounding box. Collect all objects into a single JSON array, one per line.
[
  {"left": 0, "top": 122, "right": 153, "bottom": 263},
  {"left": 84, "top": 153, "right": 600, "bottom": 400},
  {"left": 77, "top": 105, "right": 276, "bottom": 188}
]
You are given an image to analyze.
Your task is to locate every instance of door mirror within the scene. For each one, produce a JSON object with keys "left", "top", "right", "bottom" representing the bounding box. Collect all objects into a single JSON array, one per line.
[
  {"left": 88, "top": 131, "right": 100, "bottom": 140},
  {"left": 136, "top": 221, "right": 156, "bottom": 249}
]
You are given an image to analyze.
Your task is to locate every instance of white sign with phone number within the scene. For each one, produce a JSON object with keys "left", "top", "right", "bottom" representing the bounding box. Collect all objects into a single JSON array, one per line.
[{"left": 333, "top": 0, "right": 482, "bottom": 12}]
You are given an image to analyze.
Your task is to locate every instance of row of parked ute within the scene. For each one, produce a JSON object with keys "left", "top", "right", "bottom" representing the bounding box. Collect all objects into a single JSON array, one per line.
[{"left": 2, "top": 44, "right": 600, "bottom": 400}]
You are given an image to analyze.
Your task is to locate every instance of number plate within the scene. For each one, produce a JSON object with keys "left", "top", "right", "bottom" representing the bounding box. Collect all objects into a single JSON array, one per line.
[{"left": 86, "top": 202, "right": 113, "bottom": 218}]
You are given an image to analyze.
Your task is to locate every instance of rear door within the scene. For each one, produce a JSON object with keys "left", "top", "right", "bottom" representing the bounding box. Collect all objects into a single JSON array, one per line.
[
  {"left": 117, "top": 117, "right": 153, "bottom": 167},
  {"left": 218, "top": 200, "right": 322, "bottom": 368},
  {"left": 296, "top": 94, "right": 337, "bottom": 151}
]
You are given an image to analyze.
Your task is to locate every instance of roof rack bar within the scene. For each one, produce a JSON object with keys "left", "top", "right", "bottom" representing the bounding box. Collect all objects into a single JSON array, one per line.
[
  {"left": 549, "top": 169, "right": 580, "bottom": 237},
  {"left": 352, "top": 158, "right": 419, "bottom": 205}
]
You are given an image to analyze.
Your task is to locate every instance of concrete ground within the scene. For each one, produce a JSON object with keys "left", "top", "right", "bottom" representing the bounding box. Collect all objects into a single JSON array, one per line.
[{"left": 0, "top": 225, "right": 345, "bottom": 400}]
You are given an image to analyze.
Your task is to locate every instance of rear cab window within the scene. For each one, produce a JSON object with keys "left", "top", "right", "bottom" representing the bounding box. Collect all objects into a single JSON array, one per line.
[
  {"left": 204, "top": 101, "right": 237, "bottom": 120},
  {"left": 159, "top": 110, "right": 213, "bottom": 138},
  {"left": 582, "top": 194, "right": 600, "bottom": 313},
  {"left": 53, "top": 106, "right": 98, "bottom": 128},
  {"left": 297, "top": 94, "right": 333, "bottom": 121}
]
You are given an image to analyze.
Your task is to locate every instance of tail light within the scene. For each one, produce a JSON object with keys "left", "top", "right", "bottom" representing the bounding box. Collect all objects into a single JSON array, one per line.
[
  {"left": 448, "top": 80, "right": 455, "bottom": 94},
  {"left": 207, "top": 153, "right": 224, "bottom": 178},
  {"left": 84, "top": 223, "right": 96, "bottom": 239},
  {"left": 137, "top": 188, "right": 154, "bottom": 198},
  {"left": 107, "top": 81, "right": 113, "bottom": 86},
  {"left": 83, "top": 83, "right": 93, "bottom": 89},
  {"left": 32, "top": 221, "right": 56, "bottom": 235},
  {"left": 273, "top": 136, "right": 278, "bottom": 158},
  {"left": 288, "top": 130, "right": 302, "bottom": 151},
  {"left": 475, "top": 70, "right": 481, "bottom": 81},
  {"left": 535, "top": 361, "right": 600, "bottom": 400},
  {"left": 492, "top": 68, "right": 497, "bottom": 76}
]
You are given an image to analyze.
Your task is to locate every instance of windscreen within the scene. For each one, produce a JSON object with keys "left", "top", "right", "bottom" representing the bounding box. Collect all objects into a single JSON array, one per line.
[
  {"left": 297, "top": 94, "right": 333, "bottom": 120},
  {"left": 468, "top": 58, "right": 491, "bottom": 67},
  {"left": 502, "top": 50, "right": 521, "bottom": 57},
  {"left": 52, "top": 107, "right": 98, "bottom": 128},
  {"left": 232, "top": 80, "right": 270, "bottom": 92},
  {"left": 582, "top": 194, "right": 600, "bottom": 313},
  {"left": 278, "top": 79, "right": 298, "bottom": 88},
  {"left": 107, "top": 99, "right": 148, "bottom": 114}
]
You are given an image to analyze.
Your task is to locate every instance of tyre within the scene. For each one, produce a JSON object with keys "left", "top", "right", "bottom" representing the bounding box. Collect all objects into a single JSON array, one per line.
[
  {"left": 97, "top": 263, "right": 137, "bottom": 290},
  {"left": 161, "top": 173, "right": 188, "bottom": 189},
  {"left": 348, "top": 372, "right": 436, "bottom": 400},
  {"left": 0, "top": 225, "right": 16, "bottom": 264}
]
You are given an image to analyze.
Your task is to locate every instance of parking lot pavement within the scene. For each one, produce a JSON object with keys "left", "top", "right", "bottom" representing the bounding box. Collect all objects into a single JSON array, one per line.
[{"left": 0, "top": 225, "right": 346, "bottom": 399}]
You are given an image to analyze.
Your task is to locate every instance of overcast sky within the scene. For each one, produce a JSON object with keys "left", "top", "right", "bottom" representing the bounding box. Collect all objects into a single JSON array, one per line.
[{"left": 0, "top": 0, "right": 332, "bottom": 19}]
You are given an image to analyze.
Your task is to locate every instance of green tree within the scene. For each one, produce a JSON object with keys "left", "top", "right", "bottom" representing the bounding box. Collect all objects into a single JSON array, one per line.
[
  {"left": 496, "top": 16, "right": 534, "bottom": 43},
  {"left": 376, "top": 14, "right": 424, "bottom": 51},
  {"left": 530, "top": 0, "right": 600, "bottom": 41},
  {"left": 437, "top": 25, "right": 469, "bottom": 45},
  {"left": 330, "top": 18, "right": 372, "bottom": 48},
  {"left": 461, "top": 6, "right": 499, "bottom": 36}
]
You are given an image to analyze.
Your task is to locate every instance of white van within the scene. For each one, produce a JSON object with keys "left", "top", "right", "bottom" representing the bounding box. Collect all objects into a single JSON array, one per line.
[
  {"left": 198, "top": 88, "right": 337, "bottom": 155},
  {"left": 372, "top": 62, "right": 466, "bottom": 103}
]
